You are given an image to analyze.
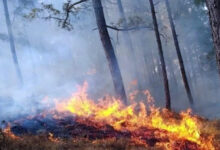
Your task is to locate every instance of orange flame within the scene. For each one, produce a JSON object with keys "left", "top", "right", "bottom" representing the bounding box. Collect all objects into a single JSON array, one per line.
[
  {"left": 48, "top": 133, "right": 60, "bottom": 143},
  {"left": 3, "top": 126, "right": 21, "bottom": 140},
  {"left": 55, "top": 82, "right": 214, "bottom": 150}
]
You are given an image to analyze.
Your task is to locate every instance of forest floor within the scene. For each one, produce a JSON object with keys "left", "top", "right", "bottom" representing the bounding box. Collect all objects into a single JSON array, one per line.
[
  {"left": 0, "top": 114, "right": 220, "bottom": 150},
  {"left": 0, "top": 133, "right": 161, "bottom": 150},
  {"left": 1, "top": 120, "right": 220, "bottom": 150}
]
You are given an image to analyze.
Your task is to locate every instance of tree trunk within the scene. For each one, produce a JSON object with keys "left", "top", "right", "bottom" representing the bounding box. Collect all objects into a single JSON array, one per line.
[
  {"left": 149, "top": 0, "right": 171, "bottom": 110},
  {"left": 116, "top": 0, "right": 144, "bottom": 90},
  {"left": 3, "top": 0, "right": 23, "bottom": 85},
  {"left": 92, "top": 0, "right": 127, "bottom": 104},
  {"left": 205, "top": 0, "right": 220, "bottom": 75},
  {"left": 165, "top": 0, "right": 194, "bottom": 108}
]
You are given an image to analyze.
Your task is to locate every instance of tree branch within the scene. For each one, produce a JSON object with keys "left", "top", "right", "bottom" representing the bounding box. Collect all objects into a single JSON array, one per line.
[
  {"left": 106, "top": 25, "right": 153, "bottom": 31},
  {"left": 69, "top": 0, "right": 89, "bottom": 9}
]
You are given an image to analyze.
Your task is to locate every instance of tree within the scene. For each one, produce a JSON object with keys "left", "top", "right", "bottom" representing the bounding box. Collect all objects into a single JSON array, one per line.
[
  {"left": 205, "top": 0, "right": 220, "bottom": 74},
  {"left": 149, "top": 0, "right": 171, "bottom": 110},
  {"left": 25, "top": 0, "right": 128, "bottom": 104},
  {"left": 2, "top": 0, "right": 23, "bottom": 85},
  {"left": 116, "top": 0, "right": 143, "bottom": 90},
  {"left": 165, "top": 0, "right": 194, "bottom": 108},
  {"left": 92, "top": 0, "right": 127, "bottom": 104}
]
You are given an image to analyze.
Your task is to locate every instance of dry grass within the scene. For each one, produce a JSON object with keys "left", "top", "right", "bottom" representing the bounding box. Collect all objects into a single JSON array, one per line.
[
  {"left": 0, "top": 130, "right": 163, "bottom": 150},
  {"left": 1, "top": 120, "right": 220, "bottom": 150}
]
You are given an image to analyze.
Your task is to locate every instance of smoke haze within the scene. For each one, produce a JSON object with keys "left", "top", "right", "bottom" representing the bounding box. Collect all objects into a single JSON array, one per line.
[{"left": 0, "top": 0, "right": 220, "bottom": 122}]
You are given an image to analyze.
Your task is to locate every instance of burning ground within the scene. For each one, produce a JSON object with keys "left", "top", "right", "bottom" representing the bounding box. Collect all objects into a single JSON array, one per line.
[{"left": 0, "top": 82, "right": 220, "bottom": 150}]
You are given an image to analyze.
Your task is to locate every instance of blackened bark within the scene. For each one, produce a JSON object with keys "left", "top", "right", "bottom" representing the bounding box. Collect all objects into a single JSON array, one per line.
[
  {"left": 165, "top": 0, "right": 194, "bottom": 108},
  {"left": 92, "top": 0, "right": 127, "bottom": 104},
  {"left": 3, "top": 0, "right": 23, "bottom": 85},
  {"left": 205, "top": 0, "right": 220, "bottom": 75},
  {"left": 149, "top": 0, "right": 171, "bottom": 110}
]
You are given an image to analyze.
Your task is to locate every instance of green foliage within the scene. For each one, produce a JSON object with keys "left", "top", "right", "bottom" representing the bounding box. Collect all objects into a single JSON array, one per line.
[
  {"left": 194, "top": 0, "right": 206, "bottom": 6},
  {"left": 23, "top": 8, "right": 43, "bottom": 19},
  {"left": 42, "top": 4, "right": 61, "bottom": 15},
  {"left": 24, "top": 1, "right": 91, "bottom": 31}
]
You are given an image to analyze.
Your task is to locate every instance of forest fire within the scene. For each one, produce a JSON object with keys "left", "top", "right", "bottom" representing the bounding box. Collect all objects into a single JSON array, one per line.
[
  {"left": 1, "top": 0, "right": 220, "bottom": 150},
  {"left": 53, "top": 82, "right": 215, "bottom": 149},
  {"left": 2, "top": 82, "right": 217, "bottom": 150}
]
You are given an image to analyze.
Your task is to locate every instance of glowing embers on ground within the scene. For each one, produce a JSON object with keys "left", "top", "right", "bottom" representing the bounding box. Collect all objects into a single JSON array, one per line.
[
  {"left": 55, "top": 82, "right": 215, "bottom": 150},
  {"left": 3, "top": 125, "right": 21, "bottom": 140}
]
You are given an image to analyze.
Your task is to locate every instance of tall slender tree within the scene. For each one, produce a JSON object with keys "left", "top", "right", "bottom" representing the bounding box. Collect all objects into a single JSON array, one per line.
[
  {"left": 149, "top": 0, "right": 171, "bottom": 109},
  {"left": 116, "top": 0, "right": 143, "bottom": 90},
  {"left": 165, "top": 0, "right": 194, "bottom": 108},
  {"left": 205, "top": 0, "right": 220, "bottom": 75},
  {"left": 3, "top": 0, "right": 23, "bottom": 85},
  {"left": 92, "top": 0, "right": 127, "bottom": 104}
]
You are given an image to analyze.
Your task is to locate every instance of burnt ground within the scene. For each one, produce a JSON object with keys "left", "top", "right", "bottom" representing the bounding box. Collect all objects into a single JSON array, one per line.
[{"left": 0, "top": 114, "right": 209, "bottom": 150}]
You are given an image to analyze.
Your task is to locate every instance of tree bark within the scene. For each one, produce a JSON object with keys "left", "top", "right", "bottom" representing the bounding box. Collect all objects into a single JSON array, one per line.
[
  {"left": 165, "top": 0, "right": 194, "bottom": 108},
  {"left": 149, "top": 0, "right": 171, "bottom": 110},
  {"left": 92, "top": 0, "right": 127, "bottom": 104},
  {"left": 3, "top": 0, "right": 23, "bottom": 85},
  {"left": 205, "top": 0, "right": 220, "bottom": 75}
]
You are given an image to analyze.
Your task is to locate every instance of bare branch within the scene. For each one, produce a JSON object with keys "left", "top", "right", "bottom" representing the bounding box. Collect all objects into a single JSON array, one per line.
[
  {"left": 103, "top": 25, "right": 168, "bottom": 41},
  {"left": 106, "top": 25, "right": 153, "bottom": 31},
  {"left": 69, "top": 0, "right": 89, "bottom": 9}
]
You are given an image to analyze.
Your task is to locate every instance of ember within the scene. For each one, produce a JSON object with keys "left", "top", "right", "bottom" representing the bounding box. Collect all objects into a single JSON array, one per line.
[
  {"left": 1, "top": 0, "right": 220, "bottom": 150},
  {"left": 3, "top": 82, "right": 217, "bottom": 150}
]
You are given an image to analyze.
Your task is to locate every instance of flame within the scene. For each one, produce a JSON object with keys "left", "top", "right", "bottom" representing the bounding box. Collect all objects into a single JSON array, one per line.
[
  {"left": 3, "top": 126, "right": 20, "bottom": 140},
  {"left": 48, "top": 133, "right": 60, "bottom": 143},
  {"left": 55, "top": 82, "right": 214, "bottom": 150}
]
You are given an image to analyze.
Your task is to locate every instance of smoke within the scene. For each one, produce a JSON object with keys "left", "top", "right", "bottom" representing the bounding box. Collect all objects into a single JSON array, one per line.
[
  {"left": 0, "top": 0, "right": 220, "bottom": 122},
  {"left": 0, "top": 0, "right": 114, "bottom": 121}
]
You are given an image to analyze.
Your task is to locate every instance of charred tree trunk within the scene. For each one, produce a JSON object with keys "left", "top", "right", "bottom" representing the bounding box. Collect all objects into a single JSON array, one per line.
[
  {"left": 205, "top": 0, "right": 220, "bottom": 75},
  {"left": 3, "top": 0, "right": 23, "bottom": 85},
  {"left": 116, "top": 0, "right": 143, "bottom": 90},
  {"left": 165, "top": 0, "right": 194, "bottom": 108},
  {"left": 149, "top": 0, "right": 171, "bottom": 110},
  {"left": 92, "top": 0, "right": 127, "bottom": 104}
]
